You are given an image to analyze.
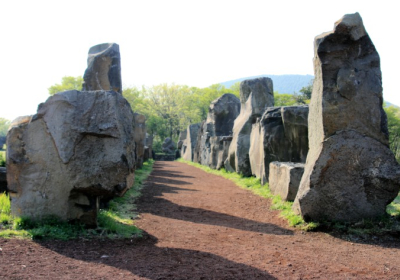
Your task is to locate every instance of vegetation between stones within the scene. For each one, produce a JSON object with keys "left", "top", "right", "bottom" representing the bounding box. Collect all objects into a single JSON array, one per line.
[{"left": 0, "top": 160, "right": 154, "bottom": 240}]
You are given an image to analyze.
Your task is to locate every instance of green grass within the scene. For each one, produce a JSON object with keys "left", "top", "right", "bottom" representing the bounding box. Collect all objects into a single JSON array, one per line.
[
  {"left": 0, "top": 150, "right": 5, "bottom": 167},
  {"left": 177, "top": 159, "right": 317, "bottom": 231},
  {"left": 0, "top": 159, "right": 154, "bottom": 240}
]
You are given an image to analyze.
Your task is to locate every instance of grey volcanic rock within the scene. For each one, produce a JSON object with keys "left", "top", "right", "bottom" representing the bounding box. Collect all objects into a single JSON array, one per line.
[
  {"left": 82, "top": 43, "right": 122, "bottom": 93},
  {"left": 162, "top": 137, "right": 176, "bottom": 154},
  {"left": 198, "top": 94, "right": 240, "bottom": 168},
  {"left": 182, "top": 123, "right": 201, "bottom": 162},
  {"left": 6, "top": 90, "right": 135, "bottom": 226},
  {"left": 293, "top": 13, "right": 400, "bottom": 222},
  {"left": 0, "top": 167, "right": 6, "bottom": 193},
  {"left": 133, "top": 113, "right": 146, "bottom": 169},
  {"left": 226, "top": 77, "right": 274, "bottom": 176},
  {"left": 144, "top": 133, "right": 153, "bottom": 161},
  {"left": 193, "top": 121, "right": 205, "bottom": 163},
  {"left": 269, "top": 162, "right": 304, "bottom": 201},
  {"left": 249, "top": 106, "right": 308, "bottom": 184}
]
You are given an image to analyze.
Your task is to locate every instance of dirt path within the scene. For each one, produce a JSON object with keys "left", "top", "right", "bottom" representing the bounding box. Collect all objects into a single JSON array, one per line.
[{"left": 1, "top": 161, "right": 400, "bottom": 279}]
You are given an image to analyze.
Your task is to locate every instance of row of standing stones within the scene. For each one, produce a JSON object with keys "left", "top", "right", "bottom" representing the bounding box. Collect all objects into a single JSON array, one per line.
[
  {"left": 177, "top": 13, "right": 400, "bottom": 223},
  {"left": 5, "top": 43, "right": 153, "bottom": 227}
]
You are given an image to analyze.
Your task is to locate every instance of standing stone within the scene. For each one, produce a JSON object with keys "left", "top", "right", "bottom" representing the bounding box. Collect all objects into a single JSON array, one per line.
[
  {"left": 198, "top": 94, "right": 240, "bottom": 168},
  {"left": 177, "top": 130, "right": 187, "bottom": 150},
  {"left": 162, "top": 137, "right": 176, "bottom": 154},
  {"left": 6, "top": 90, "right": 136, "bottom": 227},
  {"left": 182, "top": 123, "right": 201, "bottom": 162},
  {"left": 82, "top": 43, "right": 122, "bottom": 93},
  {"left": 293, "top": 13, "right": 400, "bottom": 222},
  {"left": 144, "top": 133, "right": 153, "bottom": 161},
  {"left": 133, "top": 113, "right": 146, "bottom": 169},
  {"left": 226, "top": 77, "right": 274, "bottom": 176},
  {"left": 249, "top": 106, "right": 309, "bottom": 184},
  {"left": 269, "top": 162, "right": 304, "bottom": 201},
  {"left": 193, "top": 121, "right": 206, "bottom": 164}
]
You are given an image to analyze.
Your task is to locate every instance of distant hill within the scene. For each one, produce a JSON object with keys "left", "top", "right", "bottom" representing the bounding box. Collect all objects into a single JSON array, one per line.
[{"left": 220, "top": 74, "right": 314, "bottom": 94}]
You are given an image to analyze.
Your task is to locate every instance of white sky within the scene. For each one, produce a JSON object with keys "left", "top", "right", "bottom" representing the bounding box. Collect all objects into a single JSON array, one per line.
[{"left": 1, "top": 0, "right": 398, "bottom": 121}]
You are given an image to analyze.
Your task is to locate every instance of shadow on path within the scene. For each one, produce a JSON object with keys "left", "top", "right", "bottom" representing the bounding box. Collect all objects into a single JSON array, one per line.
[
  {"left": 37, "top": 234, "right": 277, "bottom": 279},
  {"left": 139, "top": 162, "right": 293, "bottom": 236}
]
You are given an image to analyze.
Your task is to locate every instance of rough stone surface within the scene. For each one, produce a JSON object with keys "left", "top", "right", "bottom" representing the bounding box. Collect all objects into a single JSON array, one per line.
[
  {"left": 144, "top": 133, "right": 153, "bottom": 161},
  {"left": 82, "top": 43, "right": 122, "bottom": 93},
  {"left": 269, "top": 162, "right": 304, "bottom": 201},
  {"left": 197, "top": 94, "right": 240, "bottom": 168},
  {"left": 133, "top": 113, "right": 146, "bottom": 169},
  {"left": 6, "top": 90, "right": 135, "bottom": 226},
  {"left": 293, "top": 13, "right": 400, "bottom": 222},
  {"left": 226, "top": 77, "right": 274, "bottom": 176},
  {"left": 193, "top": 121, "right": 206, "bottom": 164},
  {"left": 182, "top": 123, "right": 201, "bottom": 162},
  {"left": 177, "top": 130, "right": 187, "bottom": 150},
  {"left": 162, "top": 138, "right": 176, "bottom": 154},
  {"left": 0, "top": 167, "right": 7, "bottom": 193},
  {"left": 249, "top": 106, "right": 309, "bottom": 184}
]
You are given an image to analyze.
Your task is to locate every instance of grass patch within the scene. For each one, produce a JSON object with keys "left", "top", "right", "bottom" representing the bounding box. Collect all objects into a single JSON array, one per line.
[
  {"left": 0, "top": 150, "right": 5, "bottom": 167},
  {"left": 0, "top": 159, "right": 154, "bottom": 240},
  {"left": 177, "top": 159, "right": 317, "bottom": 231}
]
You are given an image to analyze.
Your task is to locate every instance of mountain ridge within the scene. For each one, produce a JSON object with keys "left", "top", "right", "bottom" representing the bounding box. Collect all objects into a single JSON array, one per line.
[{"left": 220, "top": 74, "right": 314, "bottom": 94}]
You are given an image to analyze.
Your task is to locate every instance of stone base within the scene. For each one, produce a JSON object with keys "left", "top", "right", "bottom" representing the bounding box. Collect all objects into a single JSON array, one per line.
[{"left": 269, "top": 162, "right": 304, "bottom": 201}]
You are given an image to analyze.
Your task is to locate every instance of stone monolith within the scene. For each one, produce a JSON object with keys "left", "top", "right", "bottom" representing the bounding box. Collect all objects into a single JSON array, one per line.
[
  {"left": 182, "top": 123, "right": 201, "bottom": 162},
  {"left": 133, "top": 113, "right": 146, "bottom": 169},
  {"left": 226, "top": 77, "right": 274, "bottom": 176},
  {"left": 82, "top": 43, "right": 122, "bottom": 93},
  {"left": 7, "top": 90, "right": 135, "bottom": 227},
  {"left": 249, "top": 106, "right": 309, "bottom": 184},
  {"left": 198, "top": 94, "right": 240, "bottom": 168},
  {"left": 293, "top": 13, "right": 400, "bottom": 222}
]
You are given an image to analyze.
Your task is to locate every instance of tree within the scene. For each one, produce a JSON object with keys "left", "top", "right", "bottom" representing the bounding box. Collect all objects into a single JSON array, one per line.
[
  {"left": 48, "top": 76, "right": 83, "bottom": 95},
  {"left": 274, "top": 92, "right": 298, "bottom": 106},
  {"left": 299, "top": 80, "right": 313, "bottom": 100},
  {"left": 0, "top": 118, "right": 10, "bottom": 137},
  {"left": 385, "top": 105, "right": 400, "bottom": 162}
]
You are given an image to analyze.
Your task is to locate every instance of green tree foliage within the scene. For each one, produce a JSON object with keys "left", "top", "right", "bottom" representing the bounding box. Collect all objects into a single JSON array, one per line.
[
  {"left": 274, "top": 93, "right": 298, "bottom": 106},
  {"left": 48, "top": 76, "right": 83, "bottom": 95},
  {"left": 299, "top": 80, "right": 313, "bottom": 99},
  {"left": 385, "top": 105, "right": 400, "bottom": 162},
  {"left": 123, "top": 83, "right": 236, "bottom": 152},
  {"left": 0, "top": 118, "right": 11, "bottom": 137}
]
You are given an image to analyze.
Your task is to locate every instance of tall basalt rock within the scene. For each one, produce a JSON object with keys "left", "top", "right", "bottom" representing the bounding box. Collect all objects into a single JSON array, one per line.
[
  {"left": 82, "top": 43, "right": 122, "bottom": 93},
  {"left": 177, "top": 130, "right": 187, "bottom": 150},
  {"left": 293, "top": 13, "right": 400, "bottom": 222},
  {"left": 133, "top": 113, "right": 146, "bottom": 169},
  {"left": 6, "top": 90, "right": 135, "bottom": 227},
  {"left": 249, "top": 106, "right": 309, "bottom": 184},
  {"left": 144, "top": 133, "right": 153, "bottom": 161},
  {"left": 182, "top": 123, "right": 201, "bottom": 162},
  {"left": 197, "top": 94, "right": 240, "bottom": 169},
  {"left": 226, "top": 77, "right": 274, "bottom": 176}
]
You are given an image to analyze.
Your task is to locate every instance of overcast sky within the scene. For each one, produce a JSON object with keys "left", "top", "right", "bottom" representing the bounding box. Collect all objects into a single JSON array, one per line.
[{"left": 1, "top": 0, "right": 398, "bottom": 121}]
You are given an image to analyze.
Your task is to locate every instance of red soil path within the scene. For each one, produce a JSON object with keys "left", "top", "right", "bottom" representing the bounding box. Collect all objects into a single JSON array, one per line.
[{"left": 1, "top": 161, "right": 400, "bottom": 279}]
